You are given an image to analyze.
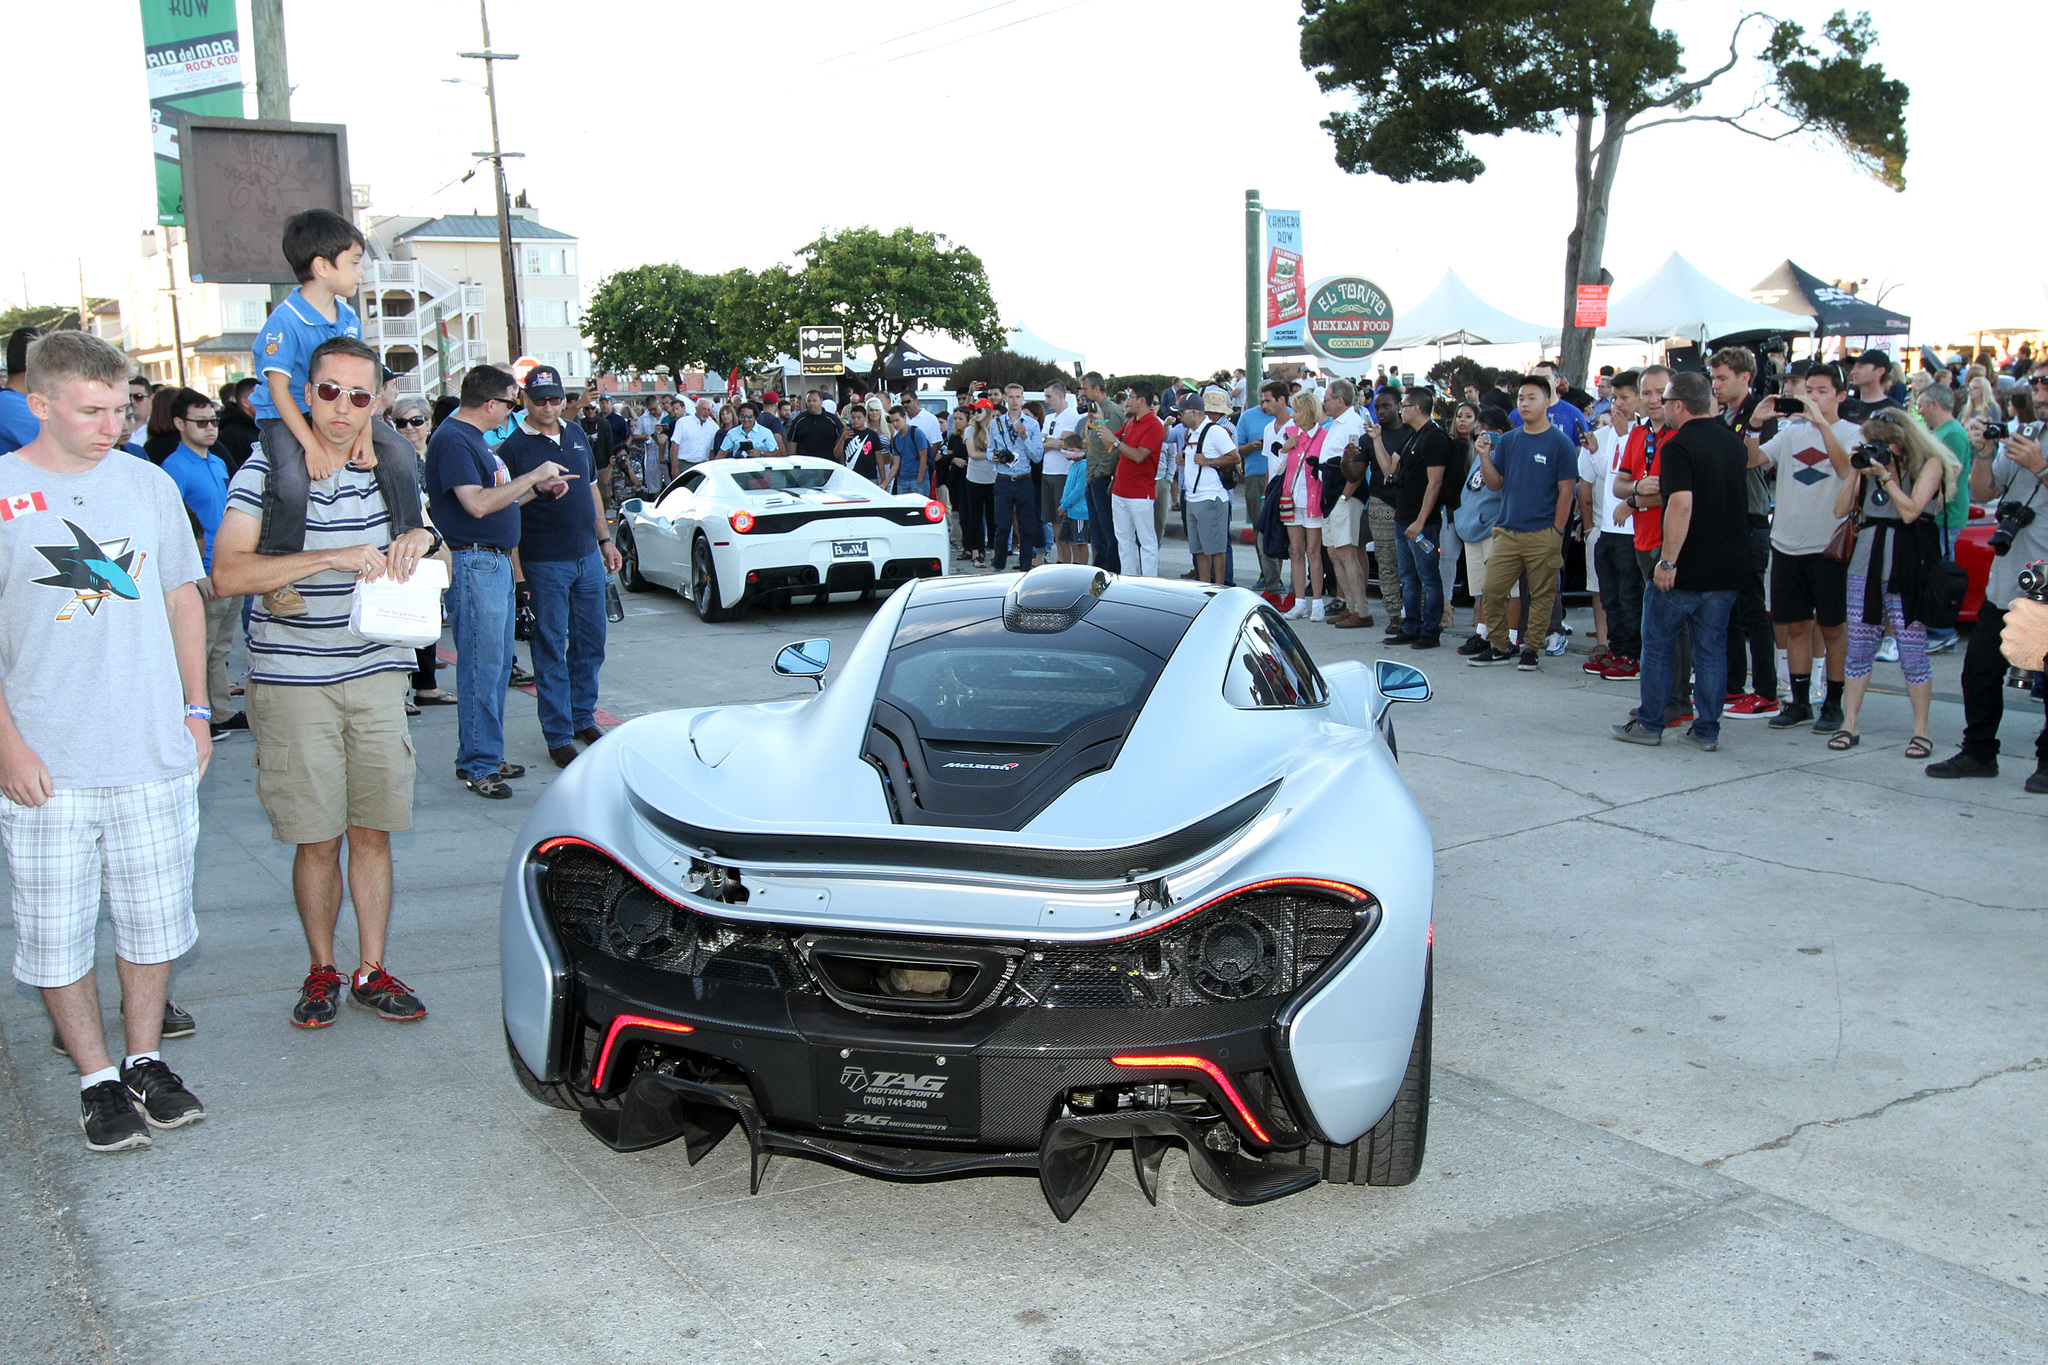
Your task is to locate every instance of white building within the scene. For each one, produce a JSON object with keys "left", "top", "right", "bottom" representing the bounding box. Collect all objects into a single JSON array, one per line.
[{"left": 118, "top": 229, "right": 276, "bottom": 393}]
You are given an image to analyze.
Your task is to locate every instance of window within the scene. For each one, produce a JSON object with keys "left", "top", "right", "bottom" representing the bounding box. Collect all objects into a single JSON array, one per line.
[
  {"left": 520, "top": 245, "right": 573, "bottom": 276},
  {"left": 1222, "top": 608, "right": 1328, "bottom": 709},
  {"left": 538, "top": 349, "right": 584, "bottom": 378},
  {"left": 221, "top": 298, "right": 267, "bottom": 331},
  {"left": 524, "top": 298, "right": 578, "bottom": 329},
  {"left": 878, "top": 618, "right": 1165, "bottom": 746},
  {"left": 726, "top": 466, "right": 837, "bottom": 492}
]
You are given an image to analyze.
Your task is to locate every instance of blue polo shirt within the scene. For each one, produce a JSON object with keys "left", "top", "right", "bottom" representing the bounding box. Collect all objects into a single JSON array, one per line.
[
  {"left": 161, "top": 442, "right": 231, "bottom": 568},
  {"left": 719, "top": 423, "right": 778, "bottom": 455},
  {"left": 499, "top": 420, "right": 597, "bottom": 563},
  {"left": 1512, "top": 399, "right": 1588, "bottom": 446},
  {"left": 1493, "top": 425, "right": 1579, "bottom": 533},
  {"left": 425, "top": 417, "right": 520, "bottom": 549},
  {"left": 251, "top": 289, "right": 362, "bottom": 421},
  {"left": 1234, "top": 408, "right": 1272, "bottom": 477},
  {"left": 0, "top": 387, "right": 39, "bottom": 455}
]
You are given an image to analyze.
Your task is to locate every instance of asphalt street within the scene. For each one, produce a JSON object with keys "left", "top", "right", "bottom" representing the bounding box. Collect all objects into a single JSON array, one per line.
[{"left": 5, "top": 530, "right": 2046, "bottom": 1365}]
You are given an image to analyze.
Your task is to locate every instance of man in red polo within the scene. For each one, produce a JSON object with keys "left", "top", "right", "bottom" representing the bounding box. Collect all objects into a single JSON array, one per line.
[{"left": 1103, "top": 381, "right": 1165, "bottom": 577}]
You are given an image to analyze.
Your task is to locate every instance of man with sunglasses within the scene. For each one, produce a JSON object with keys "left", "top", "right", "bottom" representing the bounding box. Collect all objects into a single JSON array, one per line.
[
  {"left": 426, "top": 365, "right": 574, "bottom": 800},
  {"left": 212, "top": 338, "right": 445, "bottom": 1028},
  {"left": 160, "top": 390, "right": 244, "bottom": 738}
]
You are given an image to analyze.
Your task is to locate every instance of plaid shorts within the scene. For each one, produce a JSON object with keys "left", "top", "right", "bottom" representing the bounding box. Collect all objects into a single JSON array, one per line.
[{"left": 2, "top": 772, "right": 199, "bottom": 988}]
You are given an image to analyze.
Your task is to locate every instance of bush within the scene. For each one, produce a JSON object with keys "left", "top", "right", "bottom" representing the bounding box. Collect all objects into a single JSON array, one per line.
[
  {"left": 948, "top": 349, "right": 1076, "bottom": 395},
  {"left": 1105, "top": 373, "right": 1179, "bottom": 396}
]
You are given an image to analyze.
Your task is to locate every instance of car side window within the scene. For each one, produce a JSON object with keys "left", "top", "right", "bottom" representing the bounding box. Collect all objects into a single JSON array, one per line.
[
  {"left": 1223, "top": 607, "right": 1329, "bottom": 709},
  {"left": 656, "top": 470, "right": 705, "bottom": 512}
]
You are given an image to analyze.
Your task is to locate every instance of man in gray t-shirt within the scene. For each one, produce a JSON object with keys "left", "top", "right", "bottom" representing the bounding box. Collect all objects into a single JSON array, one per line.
[{"left": 0, "top": 332, "right": 211, "bottom": 1151}]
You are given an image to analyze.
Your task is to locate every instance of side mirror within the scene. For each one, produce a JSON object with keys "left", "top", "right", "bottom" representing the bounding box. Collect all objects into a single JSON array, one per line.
[
  {"left": 773, "top": 638, "right": 831, "bottom": 690},
  {"left": 1374, "top": 659, "right": 1431, "bottom": 705}
]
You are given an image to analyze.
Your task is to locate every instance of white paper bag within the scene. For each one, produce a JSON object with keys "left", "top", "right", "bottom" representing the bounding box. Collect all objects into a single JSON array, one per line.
[{"left": 347, "top": 558, "right": 449, "bottom": 647}]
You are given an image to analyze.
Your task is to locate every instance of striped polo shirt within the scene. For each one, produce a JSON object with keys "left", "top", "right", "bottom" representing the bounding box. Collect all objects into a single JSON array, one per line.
[{"left": 225, "top": 447, "right": 416, "bottom": 686}]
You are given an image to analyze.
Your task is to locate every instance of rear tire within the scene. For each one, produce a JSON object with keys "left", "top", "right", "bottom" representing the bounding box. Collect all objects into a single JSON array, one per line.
[
  {"left": 1278, "top": 952, "right": 1430, "bottom": 1186},
  {"left": 692, "top": 537, "right": 741, "bottom": 622},
  {"left": 505, "top": 1028, "right": 618, "bottom": 1115}
]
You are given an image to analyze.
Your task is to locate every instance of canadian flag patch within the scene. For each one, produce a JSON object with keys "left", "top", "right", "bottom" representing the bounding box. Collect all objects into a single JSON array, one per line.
[{"left": 1, "top": 491, "right": 49, "bottom": 521}]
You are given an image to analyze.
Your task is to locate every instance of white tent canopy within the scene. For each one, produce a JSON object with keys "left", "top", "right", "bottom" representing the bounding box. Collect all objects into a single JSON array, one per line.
[
  {"left": 1005, "top": 323, "right": 1085, "bottom": 371},
  {"left": 1597, "top": 253, "right": 1816, "bottom": 344},
  {"left": 1385, "top": 270, "right": 1550, "bottom": 350}
]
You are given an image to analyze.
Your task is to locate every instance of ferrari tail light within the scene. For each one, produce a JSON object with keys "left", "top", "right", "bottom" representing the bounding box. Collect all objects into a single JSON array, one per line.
[
  {"left": 729, "top": 510, "right": 756, "bottom": 534},
  {"left": 922, "top": 499, "right": 946, "bottom": 523},
  {"left": 1111, "top": 1054, "right": 1272, "bottom": 1144}
]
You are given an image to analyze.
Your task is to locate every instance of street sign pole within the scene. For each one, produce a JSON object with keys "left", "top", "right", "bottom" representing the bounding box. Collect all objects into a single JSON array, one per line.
[{"left": 1245, "top": 189, "right": 1262, "bottom": 397}]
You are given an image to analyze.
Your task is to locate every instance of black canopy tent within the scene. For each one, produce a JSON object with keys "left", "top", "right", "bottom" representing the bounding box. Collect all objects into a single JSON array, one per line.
[
  {"left": 881, "top": 345, "right": 957, "bottom": 384},
  {"left": 1750, "top": 260, "right": 1910, "bottom": 337}
]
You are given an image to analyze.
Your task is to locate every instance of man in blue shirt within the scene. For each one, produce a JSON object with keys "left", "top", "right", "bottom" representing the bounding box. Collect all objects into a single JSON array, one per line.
[
  {"left": 1235, "top": 380, "right": 1285, "bottom": 590},
  {"left": 1512, "top": 360, "right": 1590, "bottom": 447},
  {"left": 425, "top": 364, "right": 575, "bottom": 799},
  {"left": 986, "top": 383, "right": 1044, "bottom": 572},
  {"left": 0, "top": 327, "right": 45, "bottom": 455},
  {"left": 719, "top": 403, "right": 779, "bottom": 456},
  {"left": 497, "top": 365, "right": 621, "bottom": 770},
  {"left": 159, "top": 389, "right": 243, "bottom": 735},
  {"left": 1470, "top": 375, "right": 1578, "bottom": 669}
]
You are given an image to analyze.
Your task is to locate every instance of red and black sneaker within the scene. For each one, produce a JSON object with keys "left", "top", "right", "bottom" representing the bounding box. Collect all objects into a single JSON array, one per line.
[
  {"left": 1724, "top": 692, "right": 1783, "bottom": 719},
  {"left": 291, "top": 965, "right": 345, "bottom": 1029},
  {"left": 349, "top": 968, "right": 427, "bottom": 1022},
  {"left": 1596, "top": 655, "right": 1640, "bottom": 680},
  {"left": 1582, "top": 651, "right": 1612, "bottom": 675}
]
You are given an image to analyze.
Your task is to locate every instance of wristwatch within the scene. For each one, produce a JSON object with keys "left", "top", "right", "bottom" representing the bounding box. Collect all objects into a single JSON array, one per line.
[
  {"left": 1657, "top": 558, "right": 1675, "bottom": 571},
  {"left": 1626, "top": 493, "right": 1639, "bottom": 509},
  {"left": 422, "top": 527, "right": 443, "bottom": 555}
]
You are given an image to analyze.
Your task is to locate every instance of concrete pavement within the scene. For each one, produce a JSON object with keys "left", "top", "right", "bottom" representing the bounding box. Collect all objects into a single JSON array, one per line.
[{"left": 5, "top": 536, "right": 2045, "bottom": 1363}]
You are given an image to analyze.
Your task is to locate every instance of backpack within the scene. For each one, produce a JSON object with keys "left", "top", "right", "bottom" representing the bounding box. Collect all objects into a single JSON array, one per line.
[{"left": 1195, "top": 420, "right": 1238, "bottom": 492}]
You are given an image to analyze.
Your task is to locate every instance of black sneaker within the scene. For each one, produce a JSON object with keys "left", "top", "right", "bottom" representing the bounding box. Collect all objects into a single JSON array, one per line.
[
  {"left": 1811, "top": 704, "right": 1845, "bottom": 734},
  {"left": 292, "top": 964, "right": 346, "bottom": 1028},
  {"left": 1517, "top": 649, "right": 1539, "bottom": 671},
  {"left": 1924, "top": 751, "right": 1999, "bottom": 779},
  {"left": 1410, "top": 635, "right": 1441, "bottom": 650},
  {"left": 122, "top": 1058, "right": 205, "bottom": 1129},
  {"left": 209, "top": 712, "right": 249, "bottom": 740},
  {"left": 1456, "top": 634, "right": 1490, "bottom": 656},
  {"left": 1767, "top": 701, "right": 1814, "bottom": 730},
  {"left": 509, "top": 666, "right": 535, "bottom": 687},
  {"left": 1383, "top": 631, "right": 1416, "bottom": 646},
  {"left": 349, "top": 968, "right": 427, "bottom": 1022},
  {"left": 464, "top": 772, "right": 513, "bottom": 800},
  {"left": 80, "top": 1080, "right": 151, "bottom": 1152},
  {"left": 2027, "top": 767, "right": 2048, "bottom": 794},
  {"left": 496, "top": 761, "right": 526, "bottom": 779},
  {"left": 1467, "top": 645, "right": 1518, "bottom": 666},
  {"left": 52, "top": 998, "right": 194, "bottom": 1055}
]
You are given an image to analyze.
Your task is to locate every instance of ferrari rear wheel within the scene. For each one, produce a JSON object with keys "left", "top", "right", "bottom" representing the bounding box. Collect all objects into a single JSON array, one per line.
[
  {"left": 692, "top": 537, "right": 741, "bottom": 622},
  {"left": 616, "top": 527, "right": 651, "bottom": 592},
  {"left": 1277, "top": 953, "right": 1430, "bottom": 1186}
]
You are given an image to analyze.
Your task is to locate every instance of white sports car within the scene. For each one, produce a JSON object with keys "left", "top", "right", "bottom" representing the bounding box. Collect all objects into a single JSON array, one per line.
[
  {"left": 614, "top": 454, "right": 949, "bottom": 621},
  {"left": 501, "top": 564, "right": 1437, "bottom": 1220}
]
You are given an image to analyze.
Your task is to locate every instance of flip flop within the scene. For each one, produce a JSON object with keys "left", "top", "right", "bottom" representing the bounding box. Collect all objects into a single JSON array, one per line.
[
  {"left": 413, "top": 691, "right": 460, "bottom": 706},
  {"left": 405, "top": 703, "right": 421, "bottom": 717},
  {"left": 1827, "top": 731, "right": 1860, "bottom": 751},
  {"left": 1904, "top": 735, "right": 1933, "bottom": 759}
]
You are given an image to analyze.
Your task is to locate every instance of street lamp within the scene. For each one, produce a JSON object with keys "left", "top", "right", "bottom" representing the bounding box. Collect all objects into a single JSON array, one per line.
[{"left": 458, "top": 0, "right": 523, "bottom": 362}]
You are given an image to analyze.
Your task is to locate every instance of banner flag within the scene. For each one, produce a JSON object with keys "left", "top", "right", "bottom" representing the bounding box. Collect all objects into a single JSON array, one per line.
[
  {"left": 1263, "top": 210, "right": 1304, "bottom": 350},
  {"left": 141, "top": 0, "right": 245, "bottom": 225}
]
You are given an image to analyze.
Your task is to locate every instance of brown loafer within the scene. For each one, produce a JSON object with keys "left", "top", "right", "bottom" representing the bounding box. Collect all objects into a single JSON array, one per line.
[
  {"left": 549, "top": 745, "right": 578, "bottom": 768},
  {"left": 575, "top": 726, "right": 602, "bottom": 745},
  {"left": 1331, "top": 612, "right": 1370, "bottom": 628}
]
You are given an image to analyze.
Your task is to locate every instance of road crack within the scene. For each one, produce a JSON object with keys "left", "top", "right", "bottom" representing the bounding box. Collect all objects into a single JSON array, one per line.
[{"left": 1704, "top": 1056, "right": 2048, "bottom": 1168}]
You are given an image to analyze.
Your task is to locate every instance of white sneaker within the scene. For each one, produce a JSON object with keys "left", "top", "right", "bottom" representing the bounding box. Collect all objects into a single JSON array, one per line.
[
  {"left": 1876, "top": 636, "right": 1900, "bottom": 663},
  {"left": 1544, "top": 631, "right": 1570, "bottom": 656},
  {"left": 1309, "top": 599, "right": 1327, "bottom": 622},
  {"left": 1283, "top": 599, "right": 1310, "bottom": 620}
]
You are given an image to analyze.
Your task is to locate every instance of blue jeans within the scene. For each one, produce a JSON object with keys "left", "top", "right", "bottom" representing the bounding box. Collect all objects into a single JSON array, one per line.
[
  {"left": 1639, "top": 585, "right": 1737, "bottom": 740},
  {"left": 991, "top": 475, "right": 1042, "bottom": 572},
  {"left": 448, "top": 548, "right": 514, "bottom": 779},
  {"left": 524, "top": 551, "right": 607, "bottom": 748},
  {"left": 1086, "top": 475, "right": 1121, "bottom": 573},
  {"left": 1396, "top": 510, "right": 1444, "bottom": 639}
]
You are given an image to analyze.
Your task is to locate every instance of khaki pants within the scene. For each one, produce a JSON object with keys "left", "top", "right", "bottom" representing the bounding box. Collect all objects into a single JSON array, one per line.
[
  {"left": 1367, "top": 498, "right": 1400, "bottom": 604},
  {"left": 1481, "top": 528, "right": 1564, "bottom": 648},
  {"left": 202, "top": 591, "right": 241, "bottom": 719},
  {"left": 247, "top": 671, "right": 415, "bottom": 844}
]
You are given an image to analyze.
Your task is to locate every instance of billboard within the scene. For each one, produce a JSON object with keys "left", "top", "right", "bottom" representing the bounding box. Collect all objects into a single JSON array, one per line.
[
  {"left": 1264, "top": 210, "right": 1304, "bottom": 351},
  {"left": 140, "top": 0, "right": 244, "bottom": 225},
  {"left": 1302, "top": 276, "right": 1397, "bottom": 365},
  {"left": 176, "top": 116, "right": 353, "bottom": 285}
]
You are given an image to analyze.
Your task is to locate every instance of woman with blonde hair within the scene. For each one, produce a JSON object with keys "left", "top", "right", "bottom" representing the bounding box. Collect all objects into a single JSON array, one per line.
[
  {"left": 1961, "top": 368, "right": 2004, "bottom": 426},
  {"left": 1827, "top": 410, "right": 1955, "bottom": 756},
  {"left": 1276, "top": 390, "right": 1331, "bottom": 621}
]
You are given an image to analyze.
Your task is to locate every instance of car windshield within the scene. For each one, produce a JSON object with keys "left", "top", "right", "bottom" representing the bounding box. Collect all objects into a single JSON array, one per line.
[
  {"left": 728, "top": 465, "right": 836, "bottom": 493},
  {"left": 878, "top": 618, "right": 1164, "bottom": 745}
]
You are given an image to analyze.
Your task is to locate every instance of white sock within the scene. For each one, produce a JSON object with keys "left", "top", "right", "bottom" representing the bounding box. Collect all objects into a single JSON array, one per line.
[
  {"left": 80, "top": 1066, "right": 118, "bottom": 1091},
  {"left": 1476, "top": 623, "right": 1489, "bottom": 638},
  {"left": 123, "top": 1051, "right": 160, "bottom": 1070},
  {"left": 1509, "top": 630, "right": 1520, "bottom": 645}
]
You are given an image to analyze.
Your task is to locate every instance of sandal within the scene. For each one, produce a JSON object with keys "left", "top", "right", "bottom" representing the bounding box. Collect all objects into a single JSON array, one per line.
[
  {"left": 413, "top": 690, "right": 459, "bottom": 706},
  {"left": 1904, "top": 735, "right": 1933, "bottom": 759},
  {"left": 1827, "top": 731, "right": 1860, "bottom": 751},
  {"left": 405, "top": 702, "right": 421, "bottom": 717}
]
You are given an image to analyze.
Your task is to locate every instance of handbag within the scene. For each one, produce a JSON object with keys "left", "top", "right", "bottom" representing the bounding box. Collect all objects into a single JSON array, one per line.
[
  {"left": 1821, "top": 510, "right": 1858, "bottom": 566},
  {"left": 347, "top": 558, "right": 449, "bottom": 647}
]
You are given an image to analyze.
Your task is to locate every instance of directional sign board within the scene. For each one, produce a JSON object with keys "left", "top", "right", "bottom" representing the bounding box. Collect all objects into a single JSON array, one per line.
[{"left": 800, "top": 324, "right": 845, "bottom": 376}]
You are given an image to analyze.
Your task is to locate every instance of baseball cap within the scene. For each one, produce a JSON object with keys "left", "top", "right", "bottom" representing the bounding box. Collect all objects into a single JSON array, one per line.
[
  {"left": 524, "top": 364, "right": 566, "bottom": 399},
  {"left": 1852, "top": 349, "right": 1892, "bottom": 372},
  {"left": 762, "top": 390, "right": 781, "bottom": 405},
  {"left": 970, "top": 398, "right": 995, "bottom": 411}
]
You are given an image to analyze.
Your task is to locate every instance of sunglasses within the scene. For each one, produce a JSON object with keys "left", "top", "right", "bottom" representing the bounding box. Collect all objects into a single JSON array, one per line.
[
  {"left": 314, "top": 381, "right": 377, "bottom": 408},
  {"left": 183, "top": 416, "right": 219, "bottom": 428},
  {"left": 393, "top": 415, "right": 428, "bottom": 428}
]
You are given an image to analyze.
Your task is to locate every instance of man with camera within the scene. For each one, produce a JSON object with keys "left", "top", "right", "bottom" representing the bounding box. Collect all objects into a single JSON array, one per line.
[
  {"left": 987, "top": 383, "right": 1044, "bottom": 573},
  {"left": 1927, "top": 395, "right": 2048, "bottom": 790}
]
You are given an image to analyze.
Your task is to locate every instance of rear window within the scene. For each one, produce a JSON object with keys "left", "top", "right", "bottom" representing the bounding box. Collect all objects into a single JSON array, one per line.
[
  {"left": 878, "top": 618, "right": 1164, "bottom": 744},
  {"left": 728, "top": 465, "right": 836, "bottom": 492}
]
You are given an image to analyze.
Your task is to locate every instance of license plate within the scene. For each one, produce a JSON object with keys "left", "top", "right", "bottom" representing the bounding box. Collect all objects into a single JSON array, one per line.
[
  {"left": 832, "top": 540, "right": 869, "bottom": 559},
  {"left": 815, "top": 1048, "right": 979, "bottom": 1138}
]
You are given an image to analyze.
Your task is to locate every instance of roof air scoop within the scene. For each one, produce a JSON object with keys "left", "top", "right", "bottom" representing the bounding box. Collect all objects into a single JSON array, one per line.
[{"left": 1003, "top": 564, "right": 1110, "bottom": 634}]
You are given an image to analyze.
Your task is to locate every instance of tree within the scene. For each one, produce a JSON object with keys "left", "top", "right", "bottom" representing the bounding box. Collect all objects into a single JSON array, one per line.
[
  {"left": 781, "top": 227, "right": 1004, "bottom": 387},
  {"left": 1299, "top": 2, "right": 1908, "bottom": 383},
  {"left": 0, "top": 303, "right": 89, "bottom": 337},
  {"left": 583, "top": 264, "right": 726, "bottom": 378},
  {"left": 950, "top": 349, "right": 1076, "bottom": 395}
]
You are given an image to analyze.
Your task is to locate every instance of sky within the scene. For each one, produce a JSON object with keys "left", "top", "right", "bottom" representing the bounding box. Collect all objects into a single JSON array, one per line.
[{"left": 6, "top": 0, "right": 2041, "bottom": 377}]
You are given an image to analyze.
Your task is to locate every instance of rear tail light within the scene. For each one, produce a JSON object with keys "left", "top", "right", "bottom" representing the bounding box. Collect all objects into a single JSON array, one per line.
[
  {"left": 922, "top": 499, "right": 946, "bottom": 523},
  {"left": 1111, "top": 1054, "right": 1272, "bottom": 1144},
  {"left": 593, "top": 1014, "right": 695, "bottom": 1089},
  {"left": 729, "top": 510, "right": 756, "bottom": 533}
]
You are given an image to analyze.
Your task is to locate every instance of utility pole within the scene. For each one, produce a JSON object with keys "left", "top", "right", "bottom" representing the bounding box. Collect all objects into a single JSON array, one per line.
[
  {"left": 462, "top": 0, "right": 524, "bottom": 363},
  {"left": 1245, "top": 190, "right": 1262, "bottom": 402},
  {"left": 251, "top": 0, "right": 295, "bottom": 313}
]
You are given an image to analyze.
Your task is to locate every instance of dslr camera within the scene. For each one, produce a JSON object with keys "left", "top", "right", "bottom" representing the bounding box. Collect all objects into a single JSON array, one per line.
[
  {"left": 1991, "top": 500, "right": 2038, "bottom": 556},
  {"left": 1849, "top": 441, "right": 1893, "bottom": 470},
  {"left": 1980, "top": 422, "right": 2010, "bottom": 442}
]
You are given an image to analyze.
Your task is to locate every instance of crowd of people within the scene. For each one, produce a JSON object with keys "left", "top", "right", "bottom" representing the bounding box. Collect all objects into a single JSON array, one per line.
[{"left": 4, "top": 202, "right": 2046, "bottom": 1154}]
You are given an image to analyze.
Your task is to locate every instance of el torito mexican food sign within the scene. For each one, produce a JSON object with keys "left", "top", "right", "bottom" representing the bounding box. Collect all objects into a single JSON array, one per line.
[{"left": 1302, "top": 276, "right": 1396, "bottom": 365}]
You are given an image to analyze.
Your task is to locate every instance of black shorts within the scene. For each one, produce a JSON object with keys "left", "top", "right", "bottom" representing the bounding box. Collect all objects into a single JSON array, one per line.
[{"left": 1770, "top": 549, "right": 1848, "bottom": 627}]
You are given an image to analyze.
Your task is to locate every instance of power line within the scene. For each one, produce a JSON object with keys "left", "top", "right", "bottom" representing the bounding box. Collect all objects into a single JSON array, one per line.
[
  {"left": 816, "top": 0, "right": 1027, "bottom": 65},
  {"left": 877, "top": 0, "right": 1094, "bottom": 66}
]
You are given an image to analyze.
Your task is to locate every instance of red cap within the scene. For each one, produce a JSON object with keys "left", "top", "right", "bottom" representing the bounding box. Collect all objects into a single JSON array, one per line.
[{"left": 762, "top": 390, "right": 781, "bottom": 404}]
